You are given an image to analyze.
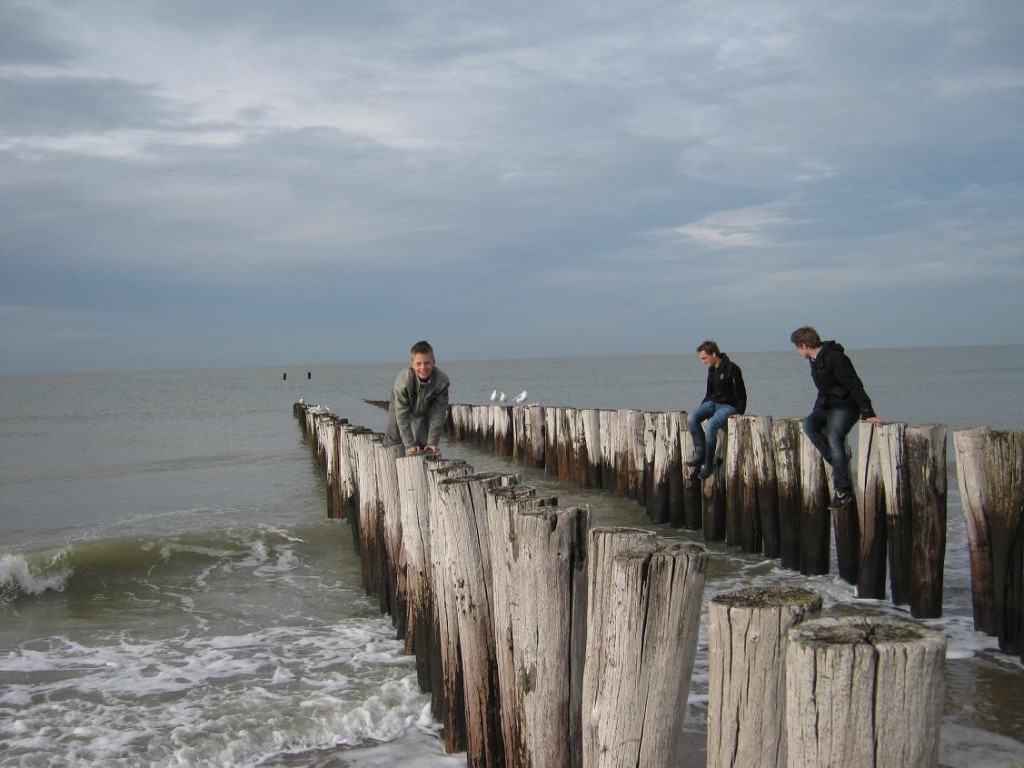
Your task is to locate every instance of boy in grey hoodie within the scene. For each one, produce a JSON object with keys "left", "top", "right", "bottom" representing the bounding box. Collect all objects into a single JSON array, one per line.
[{"left": 385, "top": 340, "right": 451, "bottom": 455}]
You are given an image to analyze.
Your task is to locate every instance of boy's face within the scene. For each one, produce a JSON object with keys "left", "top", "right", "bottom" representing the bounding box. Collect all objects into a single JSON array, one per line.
[
  {"left": 410, "top": 352, "right": 435, "bottom": 380},
  {"left": 795, "top": 343, "right": 815, "bottom": 360}
]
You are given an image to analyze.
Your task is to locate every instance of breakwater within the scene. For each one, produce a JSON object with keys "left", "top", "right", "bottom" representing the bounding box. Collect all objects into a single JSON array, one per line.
[{"left": 292, "top": 401, "right": 1000, "bottom": 767}]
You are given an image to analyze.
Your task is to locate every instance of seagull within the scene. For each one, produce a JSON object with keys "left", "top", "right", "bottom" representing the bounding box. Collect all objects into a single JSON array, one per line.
[
  {"left": 498, "top": 391, "right": 507, "bottom": 402},
  {"left": 490, "top": 389, "right": 499, "bottom": 402},
  {"left": 513, "top": 390, "right": 528, "bottom": 404}
]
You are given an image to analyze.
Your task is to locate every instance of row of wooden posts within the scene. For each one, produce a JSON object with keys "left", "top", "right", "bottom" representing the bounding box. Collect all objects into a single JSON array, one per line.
[
  {"left": 443, "top": 402, "right": 1023, "bottom": 659},
  {"left": 294, "top": 402, "right": 956, "bottom": 767}
]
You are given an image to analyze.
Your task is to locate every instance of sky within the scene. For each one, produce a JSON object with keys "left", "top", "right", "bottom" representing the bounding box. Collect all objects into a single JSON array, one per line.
[{"left": 1, "top": 0, "right": 1022, "bottom": 373}]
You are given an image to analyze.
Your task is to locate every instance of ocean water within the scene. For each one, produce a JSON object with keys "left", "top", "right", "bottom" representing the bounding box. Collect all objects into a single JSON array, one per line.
[{"left": 1, "top": 346, "right": 1023, "bottom": 767}]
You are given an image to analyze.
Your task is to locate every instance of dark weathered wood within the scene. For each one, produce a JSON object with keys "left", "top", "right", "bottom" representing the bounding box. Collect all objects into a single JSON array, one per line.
[
  {"left": 798, "top": 430, "right": 830, "bottom": 576},
  {"left": 493, "top": 404, "right": 513, "bottom": 456},
  {"left": 679, "top": 413, "right": 703, "bottom": 530},
  {"left": 955, "top": 428, "right": 1024, "bottom": 654},
  {"left": 621, "top": 409, "right": 646, "bottom": 503},
  {"left": 786, "top": 616, "right": 946, "bottom": 768},
  {"left": 589, "top": 541, "right": 708, "bottom": 768},
  {"left": 878, "top": 422, "right": 912, "bottom": 605},
  {"left": 773, "top": 418, "right": 802, "bottom": 571},
  {"left": 580, "top": 407, "right": 602, "bottom": 489},
  {"left": 750, "top": 415, "right": 779, "bottom": 559},
  {"left": 907, "top": 424, "right": 947, "bottom": 618},
  {"left": 856, "top": 421, "right": 887, "bottom": 599},
  {"left": 707, "top": 586, "right": 822, "bottom": 768},
  {"left": 726, "top": 416, "right": 761, "bottom": 552},
  {"left": 599, "top": 409, "right": 618, "bottom": 493},
  {"left": 647, "top": 412, "right": 673, "bottom": 524}
]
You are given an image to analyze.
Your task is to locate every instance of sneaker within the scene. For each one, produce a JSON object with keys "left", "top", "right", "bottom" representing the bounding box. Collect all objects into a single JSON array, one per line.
[
  {"left": 684, "top": 454, "right": 705, "bottom": 468},
  {"left": 698, "top": 464, "right": 714, "bottom": 480},
  {"left": 829, "top": 489, "right": 853, "bottom": 509}
]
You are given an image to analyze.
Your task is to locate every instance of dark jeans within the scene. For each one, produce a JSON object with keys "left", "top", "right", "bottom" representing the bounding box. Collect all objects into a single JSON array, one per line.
[
  {"left": 687, "top": 401, "right": 736, "bottom": 466},
  {"left": 802, "top": 406, "right": 859, "bottom": 493}
]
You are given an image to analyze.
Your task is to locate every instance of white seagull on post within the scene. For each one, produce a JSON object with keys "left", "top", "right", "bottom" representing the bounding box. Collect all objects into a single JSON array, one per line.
[
  {"left": 490, "top": 389, "right": 499, "bottom": 402},
  {"left": 513, "top": 390, "right": 528, "bottom": 404}
]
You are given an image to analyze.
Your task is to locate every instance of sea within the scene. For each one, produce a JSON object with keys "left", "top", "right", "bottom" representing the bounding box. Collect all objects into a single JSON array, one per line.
[{"left": 2, "top": 345, "right": 1023, "bottom": 768}]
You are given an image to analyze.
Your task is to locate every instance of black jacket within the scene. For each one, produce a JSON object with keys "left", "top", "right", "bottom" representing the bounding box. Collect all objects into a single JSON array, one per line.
[
  {"left": 702, "top": 353, "right": 747, "bottom": 414},
  {"left": 809, "top": 341, "right": 876, "bottom": 418}
]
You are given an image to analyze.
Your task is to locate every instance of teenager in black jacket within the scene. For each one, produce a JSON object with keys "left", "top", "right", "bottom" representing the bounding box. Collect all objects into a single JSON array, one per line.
[
  {"left": 791, "top": 326, "right": 881, "bottom": 509},
  {"left": 685, "top": 340, "right": 747, "bottom": 480}
]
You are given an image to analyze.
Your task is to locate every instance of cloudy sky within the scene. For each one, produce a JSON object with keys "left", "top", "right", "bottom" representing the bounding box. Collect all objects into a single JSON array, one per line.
[{"left": 2, "top": 0, "right": 1022, "bottom": 373}]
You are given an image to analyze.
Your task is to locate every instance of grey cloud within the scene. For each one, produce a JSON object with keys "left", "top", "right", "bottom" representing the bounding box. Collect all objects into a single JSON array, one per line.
[
  {"left": 0, "top": 75, "right": 178, "bottom": 135},
  {"left": 0, "top": 1, "right": 74, "bottom": 65}
]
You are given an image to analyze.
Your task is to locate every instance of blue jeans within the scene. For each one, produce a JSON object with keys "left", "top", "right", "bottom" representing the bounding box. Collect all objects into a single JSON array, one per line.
[
  {"left": 687, "top": 402, "right": 736, "bottom": 465},
  {"left": 802, "top": 407, "right": 859, "bottom": 493}
]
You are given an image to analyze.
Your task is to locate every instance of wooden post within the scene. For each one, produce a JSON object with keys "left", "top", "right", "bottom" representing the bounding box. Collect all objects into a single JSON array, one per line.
[
  {"left": 707, "top": 586, "right": 822, "bottom": 768},
  {"left": 395, "top": 455, "right": 465, "bottom": 687},
  {"left": 373, "top": 440, "right": 405, "bottom": 622},
  {"left": 353, "top": 431, "right": 384, "bottom": 592},
  {"left": 701, "top": 435, "right": 729, "bottom": 543},
  {"left": 588, "top": 540, "right": 708, "bottom": 768},
  {"left": 648, "top": 412, "right": 674, "bottom": 524},
  {"left": 621, "top": 409, "right": 646, "bottom": 503},
  {"left": 599, "top": 409, "right": 618, "bottom": 493},
  {"left": 679, "top": 413, "right": 703, "bottom": 531},
  {"left": 798, "top": 429, "right": 830, "bottom": 576},
  {"left": 955, "top": 427, "right": 1024, "bottom": 655},
  {"left": 786, "top": 616, "right": 946, "bottom": 767},
  {"left": 484, "top": 485, "right": 542, "bottom": 766},
  {"left": 726, "top": 416, "right": 761, "bottom": 552},
  {"left": 434, "top": 471, "right": 517, "bottom": 766},
  {"left": 750, "top": 415, "right": 780, "bottom": 558},
  {"left": 493, "top": 404, "right": 513, "bottom": 456},
  {"left": 773, "top": 418, "right": 803, "bottom": 571},
  {"left": 580, "top": 407, "right": 602, "bottom": 489},
  {"left": 878, "top": 422, "right": 912, "bottom": 605},
  {"left": 544, "top": 406, "right": 561, "bottom": 478},
  {"left": 426, "top": 459, "right": 474, "bottom": 752},
  {"left": 580, "top": 527, "right": 659, "bottom": 768},
  {"left": 501, "top": 498, "right": 591, "bottom": 768},
  {"left": 526, "top": 404, "right": 546, "bottom": 469},
  {"left": 856, "top": 421, "right": 888, "bottom": 599},
  {"left": 907, "top": 424, "right": 947, "bottom": 618}
]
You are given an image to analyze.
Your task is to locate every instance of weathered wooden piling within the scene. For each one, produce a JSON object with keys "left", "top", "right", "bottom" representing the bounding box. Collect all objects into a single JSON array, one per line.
[
  {"left": 488, "top": 489, "right": 591, "bottom": 768},
  {"left": 906, "top": 424, "right": 947, "bottom": 618},
  {"left": 798, "top": 431, "right": 831, "bottom": 576},
  {"left": 726, "top": 416, "right": 761, "bottom": 552},
  {"left": 585, "top": 539, "right": 709, "bottom": 768},
  {"left": 433, "top": 471, "right": 516, "bottom": 767},
  {"left": 426, "top": 459, "right": 475, "bottom": 752},
  {"left": 647, "top": 411, "right": 678, "bottom": 525},
  {"left": 786, "top": 616, "right": 946, "bottom": 767},
  {"left": 955, "top": 427, "right": 1024, "bottom": 656},
  {"left": 707, "top": 586, "right": 822, "bottom": 768},
  {"left": 580, "top": 527, "right": 659, "bottom": 768},
  {"left": 856, "top": 421, "right": 887, "bottom": 599},
  {"left": 773, "top": 418, "right": 803, "bottom": 571},
  {"left": 373, "top": 439, "right": 405, "bottom": 621},
  {"left": 877, "top": 422, "right": 912, "bottom": 605}
]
